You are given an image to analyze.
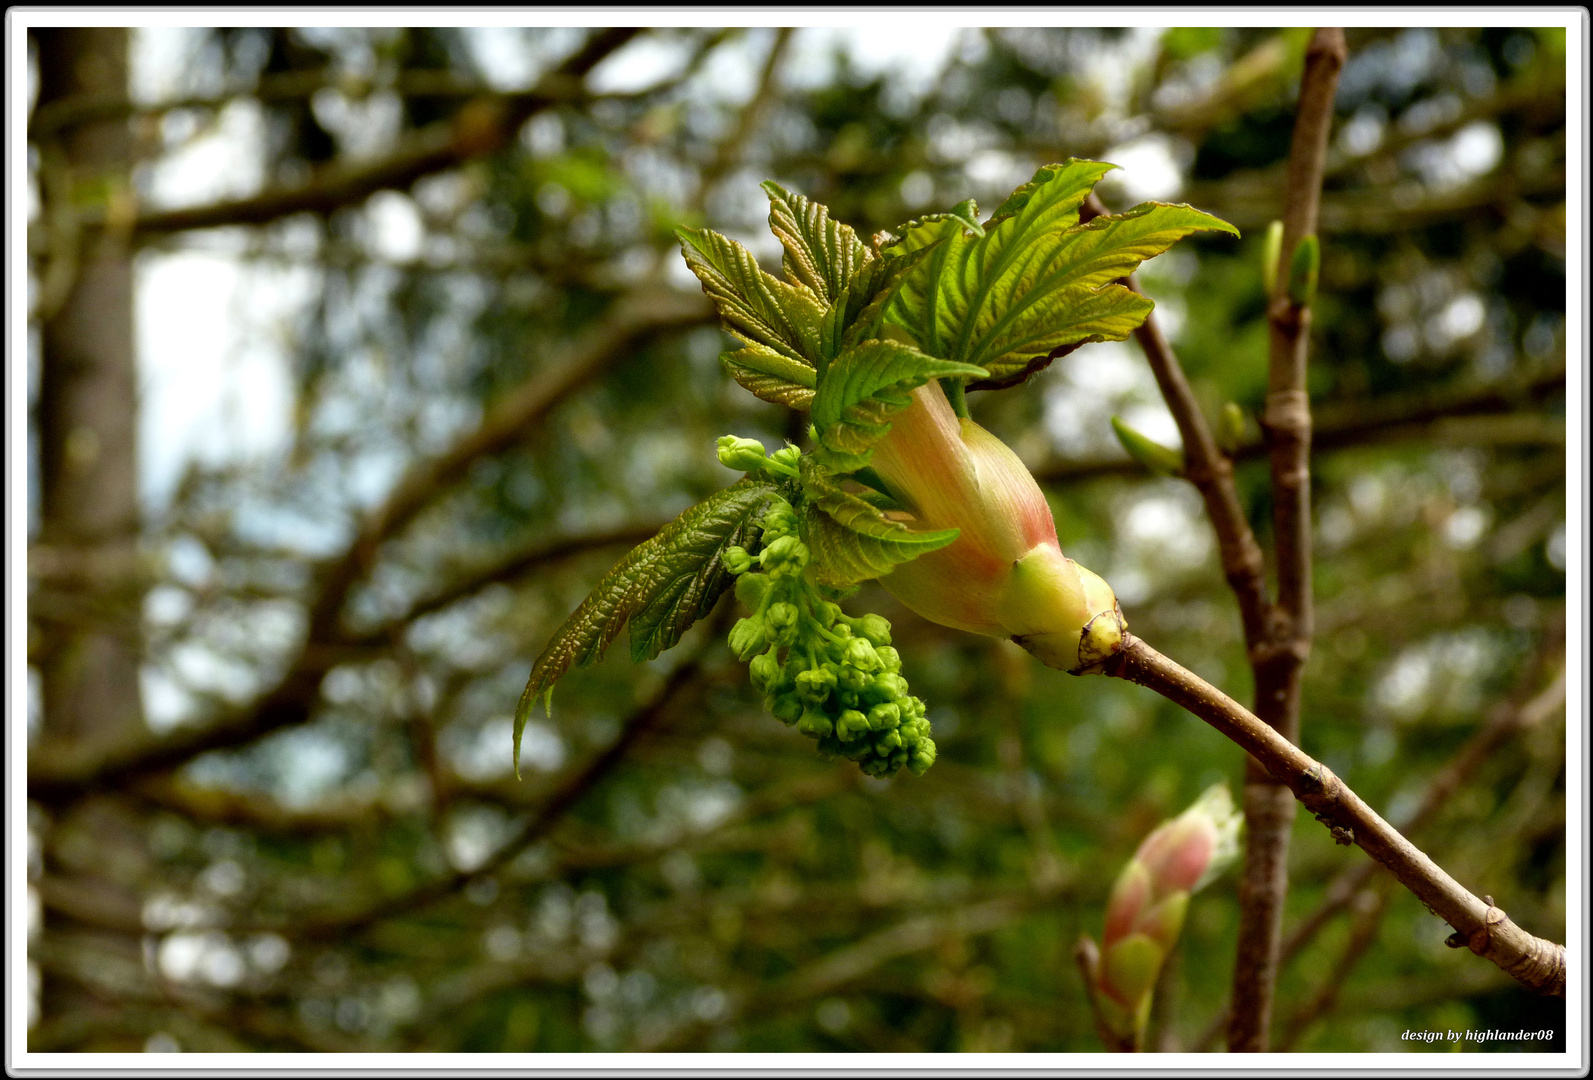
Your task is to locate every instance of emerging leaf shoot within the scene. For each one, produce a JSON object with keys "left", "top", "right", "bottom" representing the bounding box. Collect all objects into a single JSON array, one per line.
[{"left": 519, "top": 161, "right": 1235, "bottom": 775}]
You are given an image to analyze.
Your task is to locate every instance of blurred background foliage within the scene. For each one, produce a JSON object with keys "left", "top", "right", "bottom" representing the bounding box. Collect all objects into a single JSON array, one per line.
[{"left": 25, "top": 25, "right": 1566, "bottom": 1053}]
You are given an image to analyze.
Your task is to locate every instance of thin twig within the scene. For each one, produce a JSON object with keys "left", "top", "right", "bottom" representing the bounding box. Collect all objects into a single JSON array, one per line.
[
  {"left": 341, "top": 520, "right": 671, "bottom": 648},
  {"left": 1078, "top": 194, "right": 1271, "bottom": 647},
  {"left": 1229, "top": 27, "right": 1346, "bottom": 1053},
  {"left": 65, "top": 29, "right": 639, "bottom": 238},
  {"left": 29, "top": 29, "right": 737, "bottom": 139},
  {"left": 1102, "top": 633, "right": 1566, "bottom": 999}
]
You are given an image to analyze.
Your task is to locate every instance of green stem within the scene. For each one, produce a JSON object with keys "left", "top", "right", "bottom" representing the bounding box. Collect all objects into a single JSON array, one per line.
[{"left": 941, "top": 377, "right": 970, "bottom": 419}]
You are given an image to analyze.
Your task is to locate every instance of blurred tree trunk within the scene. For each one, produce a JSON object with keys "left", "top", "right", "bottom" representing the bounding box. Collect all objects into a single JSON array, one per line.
[{"left": 33, "top": 28, "right": 144, "bottom": 747}]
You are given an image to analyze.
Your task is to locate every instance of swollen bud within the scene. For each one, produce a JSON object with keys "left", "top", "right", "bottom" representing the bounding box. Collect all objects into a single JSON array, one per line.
[
  {"left": 1111, "top": 416, "right": 1183, "bottom": 478},
  {"left": 1081, "top": 783, "right": 1243, "bottom": 1051},
  {"left": 1261, "top": 219, "right": 1284, "bottom": 298},
  {"left": 869, "top": 382, "right": 1127, "bottom": 678},
  {"left": 1216, "top": 402, "right": 1247, "bottom": 456},
  {"left": 717, "top": 434, "right": 770, "bottom": 473},
  {"left": 1287, "top": 234, "right": 1320, "bottom": 308}
]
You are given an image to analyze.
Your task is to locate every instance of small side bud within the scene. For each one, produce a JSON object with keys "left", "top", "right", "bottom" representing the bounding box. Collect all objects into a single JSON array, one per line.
[
  {"left": 1111, "top": 416, "right": 1183, "bottom": 478},
  {"left": 1216, "top": 402, "right": 1247, "bottom": 456},
  {"left": 1261, "top": 219, "right": 1284, "bottom": 298},
  {"left": 1287, "top": 234, "right": 1320, "bottom": 307}
]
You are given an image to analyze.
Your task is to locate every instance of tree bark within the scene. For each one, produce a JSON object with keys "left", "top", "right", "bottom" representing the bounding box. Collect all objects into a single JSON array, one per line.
[
  {"left": 30, "top": 27, "right": 144, "bottom": 1047},
  {"left": 33, "top": 27, "right": 144, "bottom": 749}
]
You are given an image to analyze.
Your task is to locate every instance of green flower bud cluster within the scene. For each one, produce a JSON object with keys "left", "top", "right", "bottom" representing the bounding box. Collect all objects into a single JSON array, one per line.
[
  {"left": 724, "top": 496, "right": 936, "bottom": 777},
  {"left": 717, "top": 435, "right": 800, "bottom": 480}
]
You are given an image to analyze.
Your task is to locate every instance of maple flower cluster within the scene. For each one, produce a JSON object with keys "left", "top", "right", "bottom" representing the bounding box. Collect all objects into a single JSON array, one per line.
[{"left": 717, "top": 439, "right": 937, "bottom": 777}]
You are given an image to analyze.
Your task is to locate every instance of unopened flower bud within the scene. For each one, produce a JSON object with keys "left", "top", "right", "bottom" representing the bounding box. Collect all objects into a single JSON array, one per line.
[
  {"left": 767, "top": 602, "right": 798, "bottom": 631},
  {"left": 749, "top": 650, "right": 780, "bottom": 693},
  {"left": 723, "top": 545, "right": 754, "bottom": 575},
  {"left": 795, "top": 666, "right": 837, "bottom": 705},
  {"left": 867, "top": 701, "right": 901, "bottom": 730},
  {"left": 854, "top": 614, "right": 892, "bottom": 647},
  {"left": 761, "top": 502, "right": 799, "bottom": 539},
  {"left": 1087, "top": 783, "right": 1242, "bottom": 1049},
  {"left": 717, "top": 434, "right": 770, "bottom": 473},
  {"left": 863, "top": 672, "right": 909, "bottom": 705},
  {"left": 767, "top": 693, "right": 803, "bottom": 724},
  {"left": 843, "top": 638, "right": 881, "bottom": 674},
  {"left": 760, "top": 534, "right": 808, "bottom": 576},
  {"left": 797, "top": 709, "right": 833, "bottom": 739},
  {"left": 729, "top": 616, "right": 768, "bottom": 661},
  {"left": 770, "top": 445, "right": 802, "bottom": 473},
  {"left": 836, "top": 709, "right": 870, "bottom": 740}
]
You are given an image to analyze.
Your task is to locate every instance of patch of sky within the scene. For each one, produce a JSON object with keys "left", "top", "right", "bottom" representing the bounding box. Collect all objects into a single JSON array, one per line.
[{"left": 587, "top": 32, "right": 698, "bottom": 96}]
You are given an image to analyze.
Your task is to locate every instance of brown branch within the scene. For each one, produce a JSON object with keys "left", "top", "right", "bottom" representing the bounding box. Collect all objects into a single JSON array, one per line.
[
  {"left": 1102, "top": 633, "right": 1566, "bottom": 1000},
  {"left": 278, "top": 648, "right": 708, "bottom": 941},
  {"left": 1079, "top": 193, "right": 1272, "bottom": 657},
  {"left": 1194, "top": 658, "right": 1567, "bottom": 1051},
  {"left": 1228, "top": 27, "right": 1345, "bottom": 1053},
  {"left": 1288, "top": 665, "right": 1565, "bottom": 961},
  {"left": 72, "top": 28, "right": 639, "bottom": 238},
  {"left": 340, "top": 520, "right": 670, "bottom": 648},
  {"left": 27, "top": 285, "right": 711, "bottom": 803},
  {"left": 33, "top": 29, "right": 740, "bottom": 141}
]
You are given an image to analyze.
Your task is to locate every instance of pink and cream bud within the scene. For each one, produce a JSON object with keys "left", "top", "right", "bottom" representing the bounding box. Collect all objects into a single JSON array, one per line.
[
  {"left": 868, "top": 381, "right": 1125, "bottom": 673},
  {"left": 1084, "top": 784, "right": 1242, "bottom": 1047}
]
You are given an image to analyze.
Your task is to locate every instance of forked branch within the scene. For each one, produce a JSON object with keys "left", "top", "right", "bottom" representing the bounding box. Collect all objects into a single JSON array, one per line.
[{"left": 1102, "top": 634, "right": 1565, "bottom": 999}]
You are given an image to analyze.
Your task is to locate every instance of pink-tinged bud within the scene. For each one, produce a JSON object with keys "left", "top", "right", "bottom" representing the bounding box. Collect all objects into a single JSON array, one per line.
[
  {"left": 1084, "top": 784, "right": 1242, "bottom": 1048},
  {"left": 868, "top": 381, "right": 1125, "bottom": 673}
]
